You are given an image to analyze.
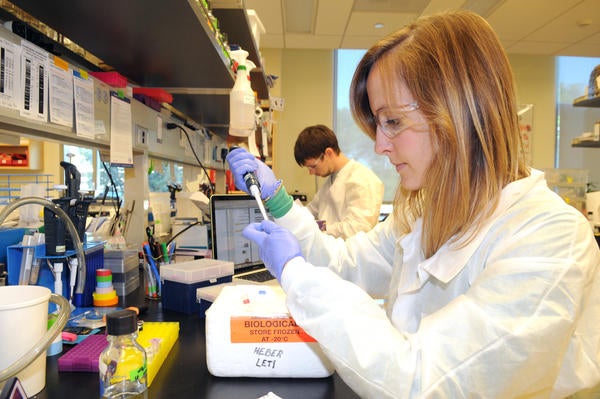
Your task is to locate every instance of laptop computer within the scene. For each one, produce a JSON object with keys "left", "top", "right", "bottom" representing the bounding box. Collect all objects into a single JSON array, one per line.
[{"left": 209, "top": 193, "right": 276, "bottom": 283}]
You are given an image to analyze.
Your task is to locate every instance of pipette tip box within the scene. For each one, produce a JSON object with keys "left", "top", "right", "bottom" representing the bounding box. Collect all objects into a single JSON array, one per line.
[{"left": 160, "top": 259, "right": 233, "bottom": 315}]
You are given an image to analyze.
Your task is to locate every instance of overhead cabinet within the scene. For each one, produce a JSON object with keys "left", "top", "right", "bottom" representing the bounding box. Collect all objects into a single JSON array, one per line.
[{"left": 6, "top": 0, "right": 269, "bottom": 137}]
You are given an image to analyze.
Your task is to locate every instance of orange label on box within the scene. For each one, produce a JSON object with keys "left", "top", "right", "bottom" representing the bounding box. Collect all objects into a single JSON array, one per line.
[{"left": 230, "top": 316, "right": 316, "bottom": 343}]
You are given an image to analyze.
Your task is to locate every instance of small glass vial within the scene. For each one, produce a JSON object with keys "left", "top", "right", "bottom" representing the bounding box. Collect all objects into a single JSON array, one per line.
[{"left": 99, "top": 309, "right": 148, "bottom": 398}]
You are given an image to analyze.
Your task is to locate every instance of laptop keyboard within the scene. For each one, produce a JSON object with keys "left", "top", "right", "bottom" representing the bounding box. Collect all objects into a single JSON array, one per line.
[{"left": 236, "top": 269, "right": 275, "bottom": 282}]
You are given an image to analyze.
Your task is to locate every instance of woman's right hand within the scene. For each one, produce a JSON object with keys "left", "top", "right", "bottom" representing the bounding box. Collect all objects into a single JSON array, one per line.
[{"left": 226, "top": 148, "right": 280, "bottom": 200}]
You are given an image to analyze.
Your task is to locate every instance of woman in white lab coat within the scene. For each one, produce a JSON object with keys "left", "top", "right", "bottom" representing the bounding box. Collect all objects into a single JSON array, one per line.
[{"left": 226, "top": 10, "right": 600, "bottom": 398}]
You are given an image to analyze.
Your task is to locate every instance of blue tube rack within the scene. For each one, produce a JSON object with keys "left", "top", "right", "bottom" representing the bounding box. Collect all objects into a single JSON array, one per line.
[{"left": 7, "top": 242, "right": 105, "bottom": 308}]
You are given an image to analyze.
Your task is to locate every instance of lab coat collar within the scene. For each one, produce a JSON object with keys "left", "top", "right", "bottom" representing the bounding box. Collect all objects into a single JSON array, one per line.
[
  {"left": 331, "top": 159, "right": 354, "bottom": 183},
  {"left": 399, "top": 169, "right": 545, "bottom": 289}
]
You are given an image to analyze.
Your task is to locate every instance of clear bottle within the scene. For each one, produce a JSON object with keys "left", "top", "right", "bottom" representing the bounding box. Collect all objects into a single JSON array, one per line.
[{"left": 99, "top": 309, "right": 148, "bottom": 399}]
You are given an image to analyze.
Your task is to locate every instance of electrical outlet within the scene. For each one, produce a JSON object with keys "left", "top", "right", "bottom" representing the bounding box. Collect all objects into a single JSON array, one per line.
[
  {"left": 135, "top": 125, "right": 148, "bottom": 147},
  {"left": 271, "top": 97, "right": 285, "bottom": 111}
]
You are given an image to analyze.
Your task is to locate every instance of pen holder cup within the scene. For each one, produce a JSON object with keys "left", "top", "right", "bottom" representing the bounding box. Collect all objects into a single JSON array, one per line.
[{"left": 144, "top": 263, "right": 160, "bottom": 300}]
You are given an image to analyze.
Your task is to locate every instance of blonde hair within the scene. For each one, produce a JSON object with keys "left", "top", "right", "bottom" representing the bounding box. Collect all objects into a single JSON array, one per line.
[{"left": 350, "top": 10, "right": 529, "bottom": 258}]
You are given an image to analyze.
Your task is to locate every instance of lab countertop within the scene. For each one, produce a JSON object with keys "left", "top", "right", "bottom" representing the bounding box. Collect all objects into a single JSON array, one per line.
[{"left": 36, "top": 281, "right": 360, "bottom": 399}]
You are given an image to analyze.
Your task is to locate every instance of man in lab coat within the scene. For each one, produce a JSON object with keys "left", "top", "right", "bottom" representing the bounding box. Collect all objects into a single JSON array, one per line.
[{"left": 294, "top": 124, "right": 384, "bottom": 239}]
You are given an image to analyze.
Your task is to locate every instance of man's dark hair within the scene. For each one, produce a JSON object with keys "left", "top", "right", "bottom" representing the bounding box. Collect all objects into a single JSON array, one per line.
[{"left": 293, "top": 124, "right": 341, "bottom": 166}]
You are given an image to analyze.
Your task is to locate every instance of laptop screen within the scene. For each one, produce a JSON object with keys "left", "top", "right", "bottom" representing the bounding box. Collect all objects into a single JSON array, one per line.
[{"left": 209, "top": 194, "right": 271, "bottom": 273}]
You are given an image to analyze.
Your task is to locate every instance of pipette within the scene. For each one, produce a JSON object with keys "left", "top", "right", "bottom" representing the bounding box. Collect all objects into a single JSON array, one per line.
[{"left": 243, "top": 172, "right": 269, "bottom": 221}]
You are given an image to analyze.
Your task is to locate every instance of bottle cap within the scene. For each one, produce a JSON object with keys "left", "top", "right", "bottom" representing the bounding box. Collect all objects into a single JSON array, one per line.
[{"left": 106, "top": 309, "right": 138, "bottom": 335}]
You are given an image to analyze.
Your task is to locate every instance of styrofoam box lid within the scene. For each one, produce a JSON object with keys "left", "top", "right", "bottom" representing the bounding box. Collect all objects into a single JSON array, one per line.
[{"left": 160, "top": 259, "right": 234, "bottom": 284}]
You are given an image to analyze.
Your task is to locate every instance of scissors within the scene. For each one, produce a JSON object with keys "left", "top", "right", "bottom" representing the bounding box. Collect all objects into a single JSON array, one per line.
[{"left": 146, "top": 225, "right": 159, "bottom": 258}]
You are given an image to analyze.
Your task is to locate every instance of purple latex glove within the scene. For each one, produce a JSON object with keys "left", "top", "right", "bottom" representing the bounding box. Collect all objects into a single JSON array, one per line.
[
  {"left": 243, "top": 220, "right": 303, "bottom": 281},
  {"left": 226, "top": 148, "right": 280, "bottom": 200}
]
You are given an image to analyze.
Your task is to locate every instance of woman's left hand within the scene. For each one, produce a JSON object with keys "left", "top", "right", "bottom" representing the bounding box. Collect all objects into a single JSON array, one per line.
[{"left": 243, "top": 220, "right": 303, "bottom": 281}]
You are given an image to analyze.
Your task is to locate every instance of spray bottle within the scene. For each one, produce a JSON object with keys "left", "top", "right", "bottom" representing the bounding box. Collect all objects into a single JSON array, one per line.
[{"left": 229, "top": 48, "right": 257, "bottom": 137}]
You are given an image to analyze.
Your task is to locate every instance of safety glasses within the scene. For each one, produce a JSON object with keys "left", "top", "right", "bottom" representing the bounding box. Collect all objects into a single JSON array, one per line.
[
  {"left": 373, "top": 102, "right": 420, "bottom": 138},
  {"left": 304, "top": 154, "right": 324, "bottom": 170}
]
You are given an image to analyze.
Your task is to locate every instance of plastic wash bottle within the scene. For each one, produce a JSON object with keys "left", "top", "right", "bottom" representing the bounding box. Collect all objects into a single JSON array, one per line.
[{"left": 229, "top": 50, "right": 256, "bottom": 137}]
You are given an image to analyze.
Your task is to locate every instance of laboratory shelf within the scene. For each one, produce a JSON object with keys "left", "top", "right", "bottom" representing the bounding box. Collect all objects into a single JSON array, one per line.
[
  {"left": 3, "top": 0, "right": 270, "bottom": 137},
  {"left": 0, "top": 173, "right": 54, "bottom": 205},
  {"left": 571, "top": 95, "right": 600, "bottom": 148},
  {"left": 573, "top": 95, "right": 600, "bottom": 108},
  {"left": 571, "top": 138, "right": 600, "bottom": 148}
]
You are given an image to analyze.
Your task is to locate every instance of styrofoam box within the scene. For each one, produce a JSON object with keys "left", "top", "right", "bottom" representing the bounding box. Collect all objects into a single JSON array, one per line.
[
  {"left": 160, "top": 259, "right": 233, "bottom": 284},
  {"left": 206, "top": 285, "right": 334, "bottom": 378}
]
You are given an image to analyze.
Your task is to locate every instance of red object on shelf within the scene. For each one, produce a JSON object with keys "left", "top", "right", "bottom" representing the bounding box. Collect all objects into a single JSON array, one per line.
[
  {"left": 11, "top": 153, "right": 28, "bottom": 166},
  {"left": 0, "top": 153, "right": 12, "bottom": 165},
  {"left": 89, "top": 71, "right": 128, "bottom": 88},
  {"left": 132, "top": 87, "right": 173, "bottom": 104}
]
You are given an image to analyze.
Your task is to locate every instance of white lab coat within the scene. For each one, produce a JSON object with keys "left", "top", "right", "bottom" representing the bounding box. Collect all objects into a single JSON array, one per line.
[
  {"left": 307, "top": 159, "right": 384, "bottom": 239},
  {"left": 276, "top": 169, "right": 600, "bottom": 398}
]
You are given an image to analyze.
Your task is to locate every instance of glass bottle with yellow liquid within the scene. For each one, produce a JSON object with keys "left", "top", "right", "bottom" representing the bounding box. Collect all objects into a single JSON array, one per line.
[{"left": 99, "top": 309, "right": 147, "bottom": 398}]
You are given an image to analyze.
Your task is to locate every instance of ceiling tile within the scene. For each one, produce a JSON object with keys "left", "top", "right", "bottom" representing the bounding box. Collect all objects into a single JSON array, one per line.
[
  {"left": 283, "top": 0, "right": 315, "bottom": 33},
  {"left": 353, "top": 0, "right": 430, "bottom": 13},
  {"left": 526, "top": 1, "right": 600, "bottom": 42},
  {"left": 486, "top": 0, "right": 583, "bottom": 40},
  {"left": 421, "top": 0, "right": 468, "bottom": 16},
  {"left": 505, "top": 40, "right": 572, "bottom": 55},
  {"left": 340, "top": 35, "right": 389, "bottom": 49},
  {"left": 260, "top": 34, "right": 285, "bottom": 48},
  {"left": 461, "top": 0, "right": 504, "bottom": 16},
  {"left": 314, "top": 0, "right": 353, "bottom": 35},
  {"left": 244, "top": 0, "right": 283, "bottom": 34},
  {"left": 559, "top": 43, "right": 600, "bottom": 57},
  {"left": 346, "top": 11, "right": 418, "bottom": 36},
  {"left": 285, "top": 34, "right": 343, "bottom": 49},
  {"left": 498, "top": 39, "right": 518, "bottom": 49},
  {"left": 251, "top": 0, "right": 600, "bottom": 57},
  {"left": 579, "top": 31, "right": 600, "bottom": 44}
]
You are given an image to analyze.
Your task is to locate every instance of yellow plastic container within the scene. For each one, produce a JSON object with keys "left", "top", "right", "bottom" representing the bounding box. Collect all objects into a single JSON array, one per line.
[{"left": 136, "top": 322, "right": 179, "bottom": 386}]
